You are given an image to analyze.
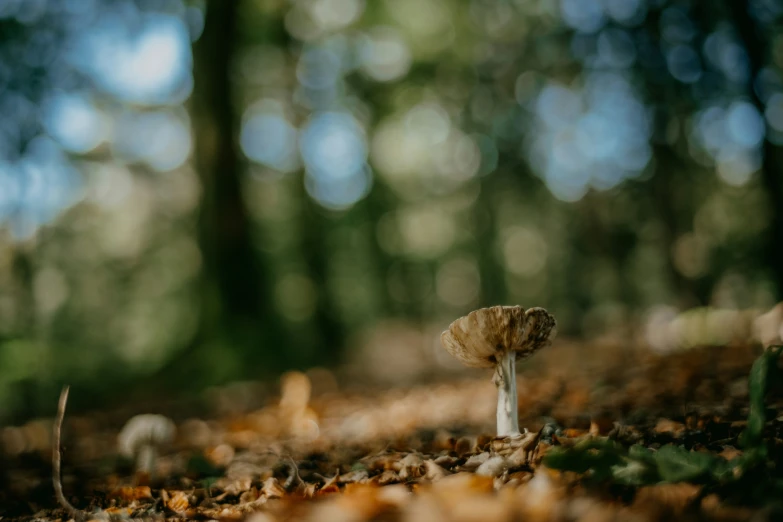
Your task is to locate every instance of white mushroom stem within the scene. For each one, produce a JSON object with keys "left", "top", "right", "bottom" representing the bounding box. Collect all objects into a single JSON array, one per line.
[
  {"left": 136, "top": 444, "right": 157, "bottom": 475},
  {"left": 493, "top": 350, "right": 520, "bottom": 437}
]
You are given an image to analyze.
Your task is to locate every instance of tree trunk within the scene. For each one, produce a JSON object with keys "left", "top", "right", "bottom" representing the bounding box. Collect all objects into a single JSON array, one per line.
[
  {"left": 134, "top": 1, "right": 278, "bottom": 392},
  {"left": 729, "top": 0, "right": 783, "bottom": 300},
  {"left": 192, "top": 0, "right": 263, "bottom": 329}
]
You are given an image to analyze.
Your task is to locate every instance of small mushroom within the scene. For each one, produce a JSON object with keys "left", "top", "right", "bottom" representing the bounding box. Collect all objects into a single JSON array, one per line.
[
  {"left": 118, "top": 414, "right": 176, "bottom": 477},
  {"left": 440, "top": 306, "right": 556, "bottom": 437}
]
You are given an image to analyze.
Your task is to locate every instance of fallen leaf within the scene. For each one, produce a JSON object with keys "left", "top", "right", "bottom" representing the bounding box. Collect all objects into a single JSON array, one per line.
[
  {"left": 262, "top": 477, "right": 286, "bottom": 498},
  {"left": 476, "top": 456, "right": 508, "bottom": 477},
  {"left": 398, "top": 453, "right": 425, "bottom": 480},
  {"left": 108, "top": 486, "right": 152, "bottom": 502},
  {"left": 423, "top": 460, "right": 449, "bottom": 482},
  {"left": 654, "top": 419, "right": 686, "bottom": 436},
  {"left": 166, "top": 490, "right": 189, "bottom": 513}
]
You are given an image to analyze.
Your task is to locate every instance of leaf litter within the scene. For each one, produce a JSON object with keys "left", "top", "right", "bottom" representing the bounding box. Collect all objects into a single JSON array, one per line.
[{"left": 1, "top": 341, "right": 782, "bottom": 521}]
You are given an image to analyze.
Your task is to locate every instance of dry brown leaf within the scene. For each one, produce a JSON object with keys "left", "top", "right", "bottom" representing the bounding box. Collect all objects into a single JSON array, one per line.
[
  {"left": 319, "top": 484, "right": 341, "bottom": 495},
  {"left": 262, "top": 477, "right": 286, "bottom": 498},
  {"left": 298, "top": 482, "right": 318, "bottom": 498},
  {"left": 654, "top": 418, "right": 686, "bottom": 436},
  {"left": 476, "top": 455, "right": 508, "bottom": 477},
  {"left": 564, "top": 497, "right": 618, "bottom": 522},
  {"left": 376, "top": 484, "right": 410, "bottom": 507},
  {"left": 633, "top": 483, "right": 701, "bottom": 514},
  {"left": 103, "top": 506, "right": 133, "bottom": 516},
  {"left": 429, "top": 454, "right": 453, "bottom": 467},
  {"left": 402, "top": 495, "right": 447, "bottom": 522},
  {"left": 476, "top": 434, "right": 493, "bottom": 451},
  {"left": 448, "top": 494, "right": 514, "bottom": 522},
  {"left": 238, "top": 487, "right": 260, "bottom": 503},
  {"left": 216, "top": 476, "right": 253, "bottom": 496},
  {"left": 245, "top": 512, "right": 278, "bottom": 522},
  {"left": 398, "top": 453, "right": 425, "bottom": 480},
  {"left": 515, "top": 470, "right": 563, "bottom": 521},
  {"left": 166, "top": 490, "right": 190, "bottom": 513},
  {"left": 339, "top": 469, "right": 370, "bottom": 483},
  {"left": 505, "top": 470, "right": 533, "bottom": 487},
  {"left": 199, "top": 505, "right": 246, "bottom": 520},
  {"left": 423, "top": 460, "right": 449, "bottom": 482},
  {"left": 431, "top": 472, "right": 495, "bottom": 497},
  {"left": 308, "top": 483, "right": 394, "bottom": 522},
  {"left": 505, "top": 431, "right": 540, "bottom": 467},
  {"left": 108, "top": 485, "right": 152, "bottom": 502},
  {"left": 718, "top": 446, "right": 743, "bottom": 461},
  {"left": 372, "top": 469, "right": 400, "bottom": 485},
  {"left": 701, "top": 493, "right": 756, "bottom": 521},
  {"left": 366, "top": 453, "right": 401, "bottom": 472},
  {"left": 455, "top": 436, "right": 477, "bottom": 456},
  {"left": 432, "top": 431, "right": 457, "bottom": 452},
  {"left": 462, "top": 452, "right": 490, "bottom": 471}
]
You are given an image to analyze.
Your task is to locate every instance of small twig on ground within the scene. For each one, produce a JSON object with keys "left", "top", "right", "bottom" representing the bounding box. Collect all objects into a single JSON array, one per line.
[
  {"left": 284, "top": 455, "right": 304, "bottom": 489},
  {"left": 53, "top": 386, "right": 84, "bottom": 522}
]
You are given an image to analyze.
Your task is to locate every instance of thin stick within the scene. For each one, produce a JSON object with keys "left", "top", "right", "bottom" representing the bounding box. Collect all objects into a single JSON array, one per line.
[
  {"left": 284, "top": 455, "right": 303, "bottom": 489},
  {"left": 53, "top": 386, "right": 83, "bottom": 522}
]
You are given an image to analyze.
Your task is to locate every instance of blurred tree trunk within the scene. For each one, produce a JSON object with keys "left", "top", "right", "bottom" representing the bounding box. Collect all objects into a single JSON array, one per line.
[
  {"left": 729, "top": 1, "right": 783, "bottom": 301},
  {"left": 298, "top": 189, "right": 344, "bottom": 367},
  {"left": 137, "top": 1, "right": 278, "bottom": 391},
  {"left": 192, "top": 0, "right": 262, "bottom": 327}
]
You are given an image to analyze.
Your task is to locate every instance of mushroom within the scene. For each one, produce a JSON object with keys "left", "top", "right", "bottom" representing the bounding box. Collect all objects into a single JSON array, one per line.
[
  {"left": 440, "top": 306, "right": 557, "bottom": 437},
  {"left": 118, "top": 414, "right": 176, "bottom": 477}
]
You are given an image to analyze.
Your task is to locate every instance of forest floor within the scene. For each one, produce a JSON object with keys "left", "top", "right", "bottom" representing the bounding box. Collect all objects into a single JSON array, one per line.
[{"left": 1, "top": 340, "right": 782, "bottom": 521}]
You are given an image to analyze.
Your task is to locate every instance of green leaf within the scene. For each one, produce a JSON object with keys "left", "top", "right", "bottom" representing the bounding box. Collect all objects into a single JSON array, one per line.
[
  {"left": 628, "top": 444, "right": 656, "bottom": 465},
  {"left": 186, "top": 453, "right": 223, "bottom": 477},
  {"left": 740, "top": 346, "right": 782, "bottom": 449},
  {"left": 200, "top": 476, "right": 220, "bottom": 489},
  {"left": 611, "top": 457, "right": 658, "bottom": 486},
  {"left": 543, "top": 438, "right": 624, "bottom": 478},
  {"left": 654, "top": 445, "right": 719, "bottom": 483}
]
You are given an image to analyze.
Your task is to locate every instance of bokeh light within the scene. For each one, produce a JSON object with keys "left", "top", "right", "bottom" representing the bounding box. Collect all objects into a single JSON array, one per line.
[
  {"left": 70, "top": 9, "right": 193, "bottom": 105},
  {"left": 528, "top": 72, "right": 651, "bottom": 201},
  {"left": 300, "top": 111, "right": 372, "bottom": 210},
  {"left": 241, "top": 100, "right": 300, "bottom": 173}
]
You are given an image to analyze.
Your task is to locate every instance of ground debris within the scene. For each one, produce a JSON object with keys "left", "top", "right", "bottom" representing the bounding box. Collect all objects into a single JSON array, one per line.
[{"left": 2, "top": 342, "right": 780, "bottom": 521}]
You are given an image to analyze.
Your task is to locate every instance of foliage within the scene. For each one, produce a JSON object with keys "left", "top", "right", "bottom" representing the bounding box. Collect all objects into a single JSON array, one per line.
[{"left": 543, "top": 346, "right": 783, "bottom": 504}]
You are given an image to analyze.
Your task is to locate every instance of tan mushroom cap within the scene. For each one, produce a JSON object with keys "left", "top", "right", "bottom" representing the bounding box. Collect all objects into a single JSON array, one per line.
[{"left": 440, "top": 306, "right": 557, "bottom": 368}]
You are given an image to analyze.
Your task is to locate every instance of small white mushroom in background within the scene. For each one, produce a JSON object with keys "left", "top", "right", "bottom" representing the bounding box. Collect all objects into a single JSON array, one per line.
[
  {"left": 118, "top": 414, "right": 176, "bottom": 477},
  {"left": 440, "top": 306, "right": 557, "bottom": 438},
  {"left": 754, "top": 302, "right": 783, "bottom": 348}
]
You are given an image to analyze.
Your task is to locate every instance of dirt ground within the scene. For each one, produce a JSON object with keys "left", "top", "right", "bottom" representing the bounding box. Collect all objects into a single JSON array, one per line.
[{"left": 1, "top": 340, "right": 781, "bottom": 521}]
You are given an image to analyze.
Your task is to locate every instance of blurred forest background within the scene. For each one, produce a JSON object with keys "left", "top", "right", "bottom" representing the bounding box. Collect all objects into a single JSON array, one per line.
[{"left": 0, "top": 0, "right": 782, "bottom": 422}]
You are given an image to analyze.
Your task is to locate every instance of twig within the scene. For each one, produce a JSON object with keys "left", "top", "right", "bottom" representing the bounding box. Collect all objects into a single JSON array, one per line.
[
  {"left": 284, "top": 455, "right": 303, "bottom": 489},
  {"left": 53, "top": 386, "right": 84, "bottom": 522}
]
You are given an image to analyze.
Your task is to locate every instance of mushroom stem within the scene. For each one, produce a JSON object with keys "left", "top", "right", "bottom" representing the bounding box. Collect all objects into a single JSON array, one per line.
[
  {"left": 493, "top": 351, "right": 520, "bottom": 437},
  {"left": 137, "top": 444, "right": 157, "bottom": 476}
]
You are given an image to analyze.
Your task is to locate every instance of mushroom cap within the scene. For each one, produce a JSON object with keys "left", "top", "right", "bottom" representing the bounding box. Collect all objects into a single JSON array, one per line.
[
  {"left": 440, "top": 306, "right": 557, "bottom": 368},
  {"left": 118, "top": 414, "right": 176, "bottom": 457}
]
